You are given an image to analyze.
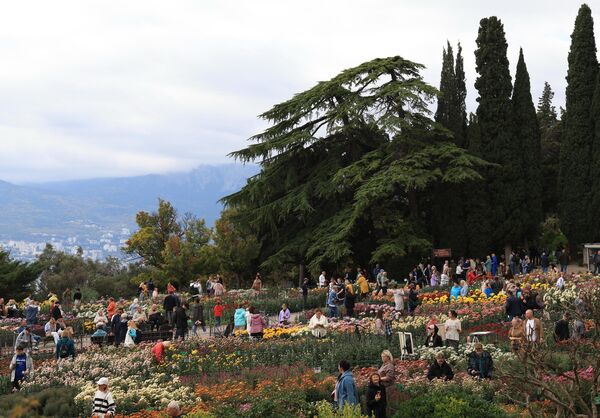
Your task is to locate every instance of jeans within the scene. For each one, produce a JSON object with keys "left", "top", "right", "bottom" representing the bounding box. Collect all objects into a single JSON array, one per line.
[
  {"left": 328, "top": 306, "right": 337, "bottom": 318},
  {"left": 192, "top": 323, "right": 206, "bottom": 336},
  {"left": 166, "top": 311, "right": 174, "bottom": 327},
  {"left": 561, "top": 264, "right": 567, "bottom": 273},
  {"left": 215, "top": 317, "right": 221, "bottom": 327},
  {"left": 175, "top": 328, "right": 186, "bottom": 339},
  {"left": 542, "top": 266, "right": 548, "bottom": 273}
]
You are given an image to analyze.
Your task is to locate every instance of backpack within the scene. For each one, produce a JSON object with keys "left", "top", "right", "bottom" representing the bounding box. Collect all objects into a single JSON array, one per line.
[{"left": 59, "top": 341, "right": 70, "bottom": 358}]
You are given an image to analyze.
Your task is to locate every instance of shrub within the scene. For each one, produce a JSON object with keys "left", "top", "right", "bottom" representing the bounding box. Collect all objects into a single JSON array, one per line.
[
  {"left": 393, "top": 387, "right": 510, "bottom": 418},
  {"left": 0, "top": 385, "right": 79, "bottom": 417}
]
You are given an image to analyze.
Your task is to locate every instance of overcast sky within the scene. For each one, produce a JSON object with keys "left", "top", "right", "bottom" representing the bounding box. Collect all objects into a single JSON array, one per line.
[{"left": 0, "top": 0, "right": 591, "bottom": 183}]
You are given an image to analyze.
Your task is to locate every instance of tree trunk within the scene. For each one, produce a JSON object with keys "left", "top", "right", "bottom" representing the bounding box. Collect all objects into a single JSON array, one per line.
[{"left": 299, "top": 263, "right": 305, "bottom": 288}]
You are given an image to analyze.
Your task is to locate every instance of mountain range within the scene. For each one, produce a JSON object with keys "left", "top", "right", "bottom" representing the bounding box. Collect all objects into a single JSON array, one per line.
[{"left": 0, "top": 164, "right": 258, "bottom": 242}]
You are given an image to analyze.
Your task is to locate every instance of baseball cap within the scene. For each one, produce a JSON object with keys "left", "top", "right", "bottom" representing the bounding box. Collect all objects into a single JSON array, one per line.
[{"left": 96, "top": 377, "right": 109, "bottom": 385}]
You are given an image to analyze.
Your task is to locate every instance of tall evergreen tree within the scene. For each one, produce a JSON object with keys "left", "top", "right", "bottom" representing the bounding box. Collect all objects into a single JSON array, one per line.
[
  {"left": 431, "top": 42, "right": 468, "bottom": 256},
  {"left": 559, "top": 3, "right": 598, "bottom": 245},
  {"left": 590, "top": 72, "right": 600, "bottom": 238},
  {"left": 464, "top": 113, "right": 492, "bottom": 256},
  {"left": 454, "top": 43, "right": 468, "bottom": 147},
  {"left": 537, "top": 82, "right": 561, "bottom": 215},
  {"left": 223, "top": 57, "right": 487, "bottom": 272},
  {"left": 512, "top": 48, "right": 543, "bottom": 242},
  {"left": 474, "top": 16, "right": 522, "bottom": 250}
]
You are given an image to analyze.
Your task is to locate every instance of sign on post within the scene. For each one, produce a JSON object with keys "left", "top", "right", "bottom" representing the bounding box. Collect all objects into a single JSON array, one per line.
[{"left": 433, "top": 248, "right": 452, "bottom": 258}]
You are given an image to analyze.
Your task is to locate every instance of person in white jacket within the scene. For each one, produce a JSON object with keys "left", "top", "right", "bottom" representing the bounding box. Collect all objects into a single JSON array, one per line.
[{"left": 308, "top": 309, "right": 328, "bottom": 338}]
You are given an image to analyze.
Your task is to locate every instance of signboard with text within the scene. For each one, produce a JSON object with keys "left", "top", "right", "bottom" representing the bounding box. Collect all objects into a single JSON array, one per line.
[{"left": 433, "top": 248, "right": 452, "bottom": 258}]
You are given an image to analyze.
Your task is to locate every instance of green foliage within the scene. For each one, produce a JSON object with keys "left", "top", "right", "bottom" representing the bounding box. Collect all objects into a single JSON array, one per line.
[
  {"left": 125, "top": 200, "right": 217, "bottom": 288},
  {"left": 393, "top": 386, "right": 510, "bottom": 418},
  {"left": 0, "top": 385, "right": 79, "bottom": 417},
  {"left": 430, "top": 42, "right": 469, "bottom": 256},
  {"left": 512, "top": 48, "right": 543, "bottom": 241},
  {"left": 223, "top": 56, "right": 487, "bottom": 272},
  {"left": 314, "top": 401, "right": 367, "bottom": 418},
  {"left": 0, "top": 249, "right": 41, "bottom": 300},
  {"left": 539, "top": 215, "right": 568, "bottom": 253},
  {"left": 537, "top": 82, "right": 561, "bottom": 216},
  {"left": 475, "top": 16, "right": 525, "bottom": 249},
  {"left": 212, "top": 208, "right": 260, "bottom": 287},
  {"left": 559, "top": 3, "right": 598, "bottom": 245},
  {"left": 35, "top": 245, "right": 138, "bottom": 299}
]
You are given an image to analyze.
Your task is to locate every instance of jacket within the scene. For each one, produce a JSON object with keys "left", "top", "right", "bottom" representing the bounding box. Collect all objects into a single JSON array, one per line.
[
  {"left": 425, "top": 333, "right": 443, "bottom": 348},
  {"left": 56, "top": 337, "right": 76, "bottom": 359},
  {"left": 467, "top": 351, "right": 494, "bottom": 378},
  {"left": 192, "top": 304, "right": 205, "bottom": 325},
  {"left": 173, "top": 306, "right": 188, "bottom": 330},
  {"left": 163, "top": 294, "right": 179, "bottom": 312},
  {"left": 14, "top": 330, "right": 34, "bottom": 352},
  {"left": 357, "top": 276, "right": 369, "bottom": 294},
  {"left": 233, "top": 308, "right": 246, "bottom": 327},
  {"left": 505, "top": 296, "right": 524, "bottom": 318},
  {"left": 524, "top": 317, "right": 543, "bottom": 343},
  {"left": 365, "top": 383, "right": 387, "bottom": 418},
  {"left": 554, "top": 319, "right": 570, "bottom": 341},
  {"left": 10, "top": 352, "right": 33, "bottom": 381},
  {"left": 336, "top": 370, "right": 359, "bottom": 407},
  {"left": 248, "top": 313, "right": 265, "bottom": 334},
  {"left": 427, "top": 361, "right": 454, "bottom": 381}
]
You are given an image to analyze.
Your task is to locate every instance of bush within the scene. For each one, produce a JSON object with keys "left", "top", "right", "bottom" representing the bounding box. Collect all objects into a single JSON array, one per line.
[
  {"left": 313, "top": 401, "right": 367, "bottom": 418},
  {"left": 0, "top": 385, "right": 78, "bottom": 417},
  {"left": 393, "top": 387, "right": 510, "bottom": 418}
]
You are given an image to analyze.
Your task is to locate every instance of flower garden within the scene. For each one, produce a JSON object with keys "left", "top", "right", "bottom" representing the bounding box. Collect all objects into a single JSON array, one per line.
[{"left": 0, "top": 271, "right": 598, "bottom": 417}]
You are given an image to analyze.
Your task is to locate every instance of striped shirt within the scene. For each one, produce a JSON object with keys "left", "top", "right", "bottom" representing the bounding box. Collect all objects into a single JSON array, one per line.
[{"left": 92, "top": 390, "right": 115, "bottom": 416}]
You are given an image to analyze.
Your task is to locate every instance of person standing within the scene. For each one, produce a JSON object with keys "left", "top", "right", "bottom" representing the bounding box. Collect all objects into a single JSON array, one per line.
[
  {"left": 491, "top": 253, "right": 498, "bottom": 277},
  {"left": 213, "top": 299, "right": 223, "bottom": 328},
  {"left": 444, "top": 310, "right": 461, "bottom": 350},
  {"left": 407, "top": 284, "right": 419, "bottom": 316},
  {"left": 51, "top": 302, "right": 63, "bottom": 321},
  {"left": 10, "top": 344, "right": 32, "bottom": 392},
  {"left": 559, "top": 250, "right": 569, "bottom": 273},
  {"left": 505, "top": 290, "right": 524, "bottom": 321},
  {"left": 248, "top": 306, "right": 265, "bottom": 339},
  {"left": 107, "top": 298, "right": 117, "bottom": 320},
  {"left": 524, "top": 309, "right": 543, "bottom": 346},
  {"left": 335, "top": 360, "right": 359, "bottom": 408},
  {"left": 319, "top": 271, "right": 327, "bottom": 288},
  {"left": 192, "top": 298, "right": 206, "bottom": 335},
  {"left": 301, "top": 278, "right": 309, "bottom": 309},
  {"left": 365, "top": 373, "right": 387, "bottom": 418},
  {"left": 252, "top": 273, "right": 262, "bottom": 294},
  {"left": 25, "top": 301, "right": 39, "bottom": 326},
  {"left": 508, "top": 317, "right": 525, "bottom": 353},
  {"left": 92, "top": 377, "right": 116, "bottom": 417},
  {"left": 73, "top": 288, "right": 82, "bottom": 311},
  {"left": 391, "top": 284, "right": 404, "bottom": 312},
  {"left": 327, "top": 286, "right": 338, "bottom": 318},
  {"left": 163, "top": 291, "right": 178, "bottom": 328},
  {"left": 540, "top": 252, "right": 550, "bottom": 274},
  {"left": 554, "top": 312, "right": 570, "bottom": 342},
  {"left": 111, "top": 308, "right": 124, "bottom": 346},
  {"left": 173, "top": 303, "right": 188, "bottom": 341}
]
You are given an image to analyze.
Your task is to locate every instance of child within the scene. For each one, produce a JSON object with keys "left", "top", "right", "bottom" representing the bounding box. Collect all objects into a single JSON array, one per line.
[
  {"left": 214, "top": 299, "right": 223, "bottom": 327},
  {"left": 92, "top": 377, "right": 116, "bottom": 417},
  {"left": 10, "top": 344, "right": 32, "bottom": 392}
]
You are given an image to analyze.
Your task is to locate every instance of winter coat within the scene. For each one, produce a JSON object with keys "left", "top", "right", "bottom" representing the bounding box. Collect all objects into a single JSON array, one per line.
[
  {"left": 365, "top": 383, "right": 387, "bottom": 418},
  {"left": 335, "top": 370, "right": 359, "bottom": 407},
  {"left": 248, "top": 313, "right": 265, "bottom": 334},
  {"left": 467, "top": 351, "right": 494, "bottom": 378}
]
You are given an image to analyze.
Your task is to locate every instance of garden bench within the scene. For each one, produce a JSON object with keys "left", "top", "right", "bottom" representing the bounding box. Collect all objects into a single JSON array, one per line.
[
  {"left": 91, "top": 335, "right": 115, "bottom": 346},
  {"left": 138, "top": 330, "right": 173, "bottom": 342}
]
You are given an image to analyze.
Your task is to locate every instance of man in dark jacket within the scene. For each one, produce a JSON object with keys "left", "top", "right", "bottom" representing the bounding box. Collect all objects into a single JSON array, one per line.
[
  {"left": 467, "top": 343, "right": 493, "bottom": 378},
  {"left": 110, "top": 309, "right": 123, "bottom": 345},
  {"left": 554, "top": 312, "right": 570, "bottom": 342},
  {"left": 427, "top": 353, "right": 454, "bottom": 381},
  {"left": 191, "top": 299, "right": 205, "bottom": 335},
  {"left": 163, "top": 292, "right": 179, "bottom": 327},
  {"left": 173, "top": 303, "right": 188, "bottom": 341},
  {"left": 505, "top": 290, "right": 524, "bottom": 321}
]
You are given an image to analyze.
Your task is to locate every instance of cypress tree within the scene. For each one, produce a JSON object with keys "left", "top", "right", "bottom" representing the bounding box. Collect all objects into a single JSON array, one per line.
[
  {"left": 464, "top": 113, "right": 492, "bottom": 256},
  {"left": 512, "top": 48, "right": 543, "bottom": 243},
  {"left": 590, "top": 72, "right": 600, "bottom": 238},
  {"left": 474, "top": 16, "right": 521, "bottom": 250},
  {"left": 537, "top": 82, "right": 561, "bottom": 216},
  {"left": 559, "top": 3, "right": 598, "bottom": 245},
  {"left": 453, "top": 43, "right": 468, "bottom": 148},
  {"left": 431, "top": 42, "right": 468, "bottom": 256}
]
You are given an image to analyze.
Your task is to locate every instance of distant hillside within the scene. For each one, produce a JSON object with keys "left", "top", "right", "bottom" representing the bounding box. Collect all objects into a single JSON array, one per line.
[{"left": 0, "top": 164, "right": 258, "bottom": 241}]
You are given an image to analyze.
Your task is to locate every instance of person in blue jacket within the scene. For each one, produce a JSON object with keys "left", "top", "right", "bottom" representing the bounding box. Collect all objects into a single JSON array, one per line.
[
  {"left": 335, "top": 359, "right": 358, "bottom": 408},
  {"left": 450, "top": 283, "right": 461, "bottom": 301}
]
